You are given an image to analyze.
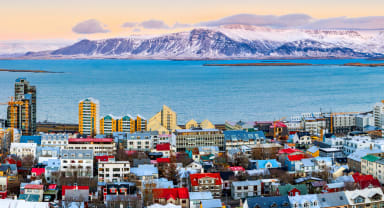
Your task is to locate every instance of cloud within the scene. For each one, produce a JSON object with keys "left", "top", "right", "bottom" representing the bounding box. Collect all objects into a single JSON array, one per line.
[
  {"left": 305, "top": 16, "right": 384, "bottom": 30},
  {"left": 173, "top": 22, "right": 192, "bottom": 28},
  {"left": 132, "top": 28, "right": 141, "bottom": 32},
  {"left": 139, "top": 20, "right": 169, "bottom": 29},
  {"left": 121, "top": 22, "right": 137, "bottom": 28},
  {"left": 198, "top": 13, "right": 313, "bottom": 28},
  {"left": 72, "top": 19, "right": 110, "bottom": 34}
]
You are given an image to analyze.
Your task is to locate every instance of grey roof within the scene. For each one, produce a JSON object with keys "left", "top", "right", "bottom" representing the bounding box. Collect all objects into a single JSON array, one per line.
[
  {"left": 232, "top": 180, "right": 261, "bottom": 187},
  {"left": 301, "top": 158, "right": 315, "bottom": 167},
  {"left": 201, "top": 199, "right": 222, "bottom": 208},
  {"left": 245, "top": 196, "right": 291, "bottom": 208},
  {"left": 317, "top": 192, "right": 349, "bottom": 207}
]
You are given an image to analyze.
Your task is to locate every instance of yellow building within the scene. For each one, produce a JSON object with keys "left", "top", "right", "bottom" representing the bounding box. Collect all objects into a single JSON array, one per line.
[
  {"left": 79, "top": 98, "right": 99, "bottom": 136},
  {"left": 185, "top": 119, "right": 215, "bottom": 129},
  {"left": 117, "top": 114, "right": 136, "bottom": 133},
  {"left": 135, "top": 114, "right": 147, "bottom": 132},
  {"left": 306, "top": 146, "right": 319, "bottom": 157},
  {"left": 100, "top": 115, "right": 118, "bottom": 135},
  {"left": 148, "top": 105, "right": 180, "bottom": 133}
]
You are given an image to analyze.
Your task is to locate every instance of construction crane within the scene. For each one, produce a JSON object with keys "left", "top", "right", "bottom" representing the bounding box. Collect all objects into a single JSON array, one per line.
[
  {"left": 273, "top": 117, "right": 286, "bottom": 139},
  {"left": 330, "top": 112, "right": 360, "bottom": 134}
]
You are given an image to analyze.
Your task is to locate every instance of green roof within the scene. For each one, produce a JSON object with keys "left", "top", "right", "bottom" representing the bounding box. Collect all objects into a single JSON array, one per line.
[
  {"left": 362, "top": 154, "right": 381, "bottom": 162},
  {"left": 278, "top": 184, "right": 308, "bottom": 196}
]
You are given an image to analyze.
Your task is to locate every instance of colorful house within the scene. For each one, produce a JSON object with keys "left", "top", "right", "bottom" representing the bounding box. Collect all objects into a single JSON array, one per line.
[
  {"left": 190, "top": 173, "right": 222, "bottom": 198},
  {"left": 285, "top": 154, "right": 305, "bottom": 171},
  {"left": 306, "top": 146, "right": 319, "bottom": 157},
  {"left": 352, "top": 172, "right": 381, "bottom": 189},
  {"left": 152, "top": 187, "right": 189, "bottom": 208},
  {"left": 277, "top": 184, "right": 308, "bottom": 196}
]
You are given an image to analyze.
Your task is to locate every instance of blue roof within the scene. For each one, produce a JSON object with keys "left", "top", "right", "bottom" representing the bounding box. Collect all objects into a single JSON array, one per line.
[
  {"left": 20, "top": 136, "right": 41, "bottom": 145},
  {"left": 131, "top": 164, "right": 158, "bottom": 176},
  {"left": 201, "top": 199, "right": 222, "bottom": 208},
  {"left": 307, "top": 146, "right": 319, "bottom": 153},
  {"left": 15, "top": 78, "right": 27, "bottom": 82},
  {"left": 246, "top": 196, "right": 290, "bottom": 208},
  {"left": 224, "top": 130, "right": 265, "bottom": 141},
  {"left": 251, "top": 159, "right": 280, "bottom": 169}
]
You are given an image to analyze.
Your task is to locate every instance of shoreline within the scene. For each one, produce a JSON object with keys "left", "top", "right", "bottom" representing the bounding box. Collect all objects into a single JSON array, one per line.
[
  {"left": 203, "top": 63, "right": 312, "bottom": 66},
  {"left": 0, "top": 69, "right": 61, "bottom": 73}
]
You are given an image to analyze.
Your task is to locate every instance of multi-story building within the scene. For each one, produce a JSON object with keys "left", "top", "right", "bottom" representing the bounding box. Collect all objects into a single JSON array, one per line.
[
  {"left": 10, "top": 142, "right": 37, "bottom": 159},
  {"left": 374, "top": 101, "right": 384, "bottom": 129},
  {"left": 231, "top": 180, "right": 262, "bottom": 200},
  {"left": 303, "top": 117, "right": 326, "bottom": 135},
  {"left": 174, "top": 128, "right": 224, "bottom": 152},
  {"left": 100, "top": 115, "right": 118, "bottom": 136},
  {"left": 344, "top": 188, "right": 384, "bottom": 208},
  {"left": 7, "top": 78, "right": 36, "bottom": 135},
  {"left": 323, "top": 136, "right": 344, "bottom": 151},
  {"left": 347, "top": 149, "right": 383, "bottom": 172},
  {"left": 60, "top": 149, "right": 93, "bottom": 177},
  {"left": 356, "top": 114, "right": 375, "bottom": 131},
  {"left": 189, "top": 173, "right": 222, "bottom": 198},
  {"left": 148, "top": 105, "right": 180, "bottom": 133},
  {"left": 78, "top": 97, "right": 99, "bottom": 136},
  {"left": 98, "top": 161, "right": 130, "bottom": 183},
  {"left": 224, "top": 130, "right": 266, "bottom": 150},
  {"left": 40, "top": 133, "right": 69, "bottom": 149},
  {"left": 135, "top": 115, "right": 147, "bottom": 132},
  {"left": 152, "top": 188, "right": 189, "bottom": 208},
  {"left": 117, "top": 114, "right": 136, "bottom": 133},
  {"left": 332, "top": 114, "right": 357, "bottom": 135},
  {"left": 65, "top": 137, "right": 116, "bottom": 156},
  {"left": 343, "top": 136, "right": 375, "bottom": 155}
]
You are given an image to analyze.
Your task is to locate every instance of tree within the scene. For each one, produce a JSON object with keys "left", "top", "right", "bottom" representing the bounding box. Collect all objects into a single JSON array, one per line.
[{"left": 234, "top": 153, "right": 250, "bottom": 169}]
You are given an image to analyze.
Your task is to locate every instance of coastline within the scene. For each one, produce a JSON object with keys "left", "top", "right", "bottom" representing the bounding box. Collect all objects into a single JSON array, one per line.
[{"left": 0, "top": 68, "right": 61, "bottom": 73}]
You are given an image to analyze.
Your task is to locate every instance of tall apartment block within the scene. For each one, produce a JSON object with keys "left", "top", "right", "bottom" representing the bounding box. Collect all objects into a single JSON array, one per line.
[
  {"left": 148, "top": 105, "right": 180, "bottom": 133},
  {"left": 101, "top": 114, "right": 147, "bottom": 135},
  {"left": 7, "top": 78, "right": 36, "bottom": 135},
  {"left": 79, "top": 98, "right": 99, "bottom": 136},
  {"left": 117, "top": 114, "right": 136, "bottom": 133},
  {"left": 100, "top": 114, "right": 118, "bottom": 135},
  {"left": 374, "top": 101, "right": 384, "bottom": 129}
]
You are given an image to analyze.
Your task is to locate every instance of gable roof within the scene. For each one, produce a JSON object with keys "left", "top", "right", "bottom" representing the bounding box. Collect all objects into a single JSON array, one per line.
[
  {"left": 278, "top": 148, "right": 302, "bottom": 154},
  {"left": 352, "top": 173, "right": 381, "bottom": 189},
  {"left": 31, "top": 168, "right": 45, "bottom": 176},
  {"left": 190, "top": 173, "right": 222, "bottom": 186},
  {"left": 361, "top": 154, "right": 381, "bottom": 162},
  {"left": 307, "top": 146, "right": 319, "bottom": 154},
  {"left": 287, "top": 154, "right": 305, "bottom": 162},
  {"left": 152, "top": 188, "right": 189, "bottom": 200},
  {"left": 278, "top": 184, "right": 308, "bottom": 196},
  {"left": 24, "top": 184, "right": 44, "bottom": 190}
]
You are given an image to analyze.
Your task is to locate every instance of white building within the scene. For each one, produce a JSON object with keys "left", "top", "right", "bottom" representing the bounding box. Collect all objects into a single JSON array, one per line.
[
  {"left": 60, "top": 149, "right": 93, "bottom": 177},
  {"left": 303, "top": 118, "right": 326, "bottom": 135},
  {"left": 98, "top": 161, "right": 130, "bottom": 183},
  {"left": 356, "top": 114, "right": 374, "bottom": 131},
  {"left": 65, "top": 138, "right": 116, "bottom": 156},
  {"left": 231, "top": 180, "right": 261, "bottom": 200},
  {"left": 324, "top": 137, "right": 344, "bottom": 151},
  {"left": 293, "top": 132, "right": 311, "bottom": 146},
  {"left": 41, "top": 133, "right": 69, "bottom": 149},
  {"left": 343, "top": 136, "right": 375, "bottom": 155},
  {"left": 10, "top": 142, "right": 37, "bottom": 159},
  {"left": 374, "top": 101, "right": 384, "bottom": 129},
  {"left": 344, "top": 188, "right": 384, "bottom": 207}
]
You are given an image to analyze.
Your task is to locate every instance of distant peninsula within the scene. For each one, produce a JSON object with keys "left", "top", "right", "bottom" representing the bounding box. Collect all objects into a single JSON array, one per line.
[
  {"left": 0, "top": 69, "right": 60, "bottom": 73},
  {"left": 203, "top": 63, "right": 312, "bottom": 66},
  {"left": 343, "top": 63, "right": 384, "bottom": 67}
]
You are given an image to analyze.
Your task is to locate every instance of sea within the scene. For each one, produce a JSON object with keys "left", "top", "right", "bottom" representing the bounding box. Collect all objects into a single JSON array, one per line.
[{"left": 0, "top": 59, "right": 384, "bottom": 124}]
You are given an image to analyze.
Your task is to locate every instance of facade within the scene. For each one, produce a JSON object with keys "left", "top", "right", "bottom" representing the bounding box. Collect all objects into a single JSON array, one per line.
[
  {"left": 135, "top": 115, "right": 147, "bottom": 132},
  {"left": 174, "top": 129, "right": 224, "bottom": 152},
  {"left": 332, "top": 114, "right": 357, "bottom": 135},
  {"left": 348, "top": 149, "right": 383, "bottom": 172},
  {"left": 98, "top": 161, "right": 130, "bottom": 183},
  {"left": 319, "top": 148, "right": 343, "bottom": 162},
  {"left": 123, "top": 132, "right": 153, "bottom": 151},
  {"left": 303, "top": 117, "right": 326, "bottom": 135},
  {"left": 361, "top": 155, "right": 384, "bottom": 183},
  {"left": 100, "top": 114, "right": 118, "bottom": 135},
  {"left": 10, "top": 142, "right": 37, "bottom": 159},
  {"left": 189, "top": 173, "right": 222, "bottom": 198},
  {"left": 343, "top": 136, "right": 374, "bottom": 155},
  {"left": 117, "top": 114, "right": 136, "bottom": 133},
  {"left": 40, "top": 133, "right": 69, "bottom": 149},
  {"left": 152, "top": 188, "right": 189, "bottom": 208},
  {"left": 66, "top": 137, "right": 116, "bottom": 156},
  {"left": 7, "top": 78, "right": 37, "bottom": 135},
  {"left": 356, "top": 114, "right": 375, "bottom": 131},
  {"left": 224, "top": 130, "right": 266, "bottom": 150},
  {"left": 231, "top": 180, "right": 262, "bottom": 200},
  {"left": 148, "top": 105, "right": 180, "bottom": 133},
  {"left": 60, "top": 149, "right": 93, "bottom": 177},
  {"left": 374, "top": 101, "right": 384, "bottom": 129},
  {"left": 293, "top": 132, "right": 312, "bottom": 147},
  {"left": 344, "top": 188, "right": 384, "bottom": 208},
  {"left": 78, "top": 97, "right": 99, "bottom": 136}
]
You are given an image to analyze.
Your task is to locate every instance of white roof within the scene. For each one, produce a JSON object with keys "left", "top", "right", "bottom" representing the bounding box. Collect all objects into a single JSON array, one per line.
[
  {"left": 189, "top": 192, "right": 213, "bottom": 200},
  {"left": 344, "top": 187, "right": 384, "bottom": 204},
  {"left": 0, "top": 199, "right": 49, "bottom": 208},
  {"left": 232, "top": 180, "right": 261, "bottom": 186}
]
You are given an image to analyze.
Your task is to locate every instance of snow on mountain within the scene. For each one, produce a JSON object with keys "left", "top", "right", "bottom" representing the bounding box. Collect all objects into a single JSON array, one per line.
[{"left": 24, "top": 26, "right": 384, "bottom": 58}]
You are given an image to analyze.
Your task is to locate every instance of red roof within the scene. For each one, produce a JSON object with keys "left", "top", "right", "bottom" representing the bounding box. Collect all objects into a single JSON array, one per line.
[
  {"left": 270, "top": 121, "right": 287, "bottom": 128},
  {"left": 62, "top": 186, "right": 89, "bottom": 196},
  {"left": 125, "top": 150, "right": 137, "bottom": 156},
  {"left": 31, "top": 168, "right": 45, "bottom": 176},
  {"left": 352, "top": 173, "right": 381, "bottom": 189},
  {"left": 95, "top": 155, "right": 115, "bottom": 162},
  {"left": 4, "top": 157, "right": 21, "bottom": 167},
  {"left": 230, "top": 166, "right": 245, "bottom": 172},
  {"left": 278, "top": 148, "right": 302, "bottom": 154},
  {"left": 190, "top": 173, "right": 222, "bottom": 186},
  {"left": 287, "top": 154, "right": 305, "bottom": 161},
  {"left": 156, "top": 158, "right": 171, "bottom": 163},
  {"left": 48, "top": 184, "right": 57, "bottom": 190},
  {"left": 156, "top": 143, "right": 171, "bottom": 151},
  {"left": 152, "top": 188, "right": 189, "bottom": 200},
  {"left": 68, "top": 138, "right": 113, "bottom": 143},
  {"left": 25, "top": 184, "right": 44, "bottom": 190}
]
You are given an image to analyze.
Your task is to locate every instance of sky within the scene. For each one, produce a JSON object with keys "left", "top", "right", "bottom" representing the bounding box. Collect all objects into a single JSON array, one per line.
[{"left": 1, "top": 0, "right": 384, "bottom": 42}]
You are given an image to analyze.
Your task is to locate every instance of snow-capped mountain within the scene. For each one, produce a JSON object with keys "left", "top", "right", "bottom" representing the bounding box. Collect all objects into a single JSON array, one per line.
[{"left": 24, "top": 25, "right": 384, "bottom": 58}]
